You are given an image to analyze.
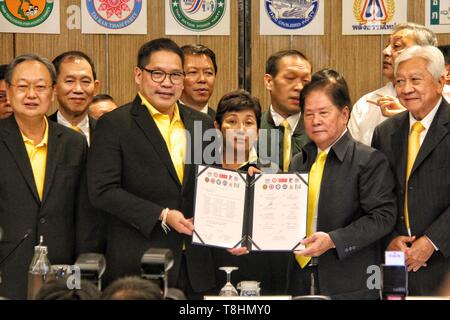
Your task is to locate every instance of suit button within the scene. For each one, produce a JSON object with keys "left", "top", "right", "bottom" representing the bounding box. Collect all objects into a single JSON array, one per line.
[
  {"left": 40, "top": 218, "right": 46, "bottom": 224},
  {"left": 345, "top": 248, "right": 349, "bottom": 253},
  {"left": 409, "top": 186, "right": 413, "bottom": 190},
  {"left": 400, "top": 216, "right": 404, "bottom": 220}
]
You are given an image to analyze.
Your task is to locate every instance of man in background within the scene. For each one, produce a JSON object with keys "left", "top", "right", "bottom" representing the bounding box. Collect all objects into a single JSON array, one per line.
[
  {"left": 50, "top": 51, "right": 99, "bottom": 145},
  {"left": 180, "top": 44, "right": 217, "bottom": 119},
  {"left": 0, "top": 64, "right": 12, "bottom": 119},
  {"left": 89, "top": 94, "right": 118, "bottom": 120}
]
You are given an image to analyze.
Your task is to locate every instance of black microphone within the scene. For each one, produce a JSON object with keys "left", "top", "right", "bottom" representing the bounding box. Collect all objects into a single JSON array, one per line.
[{"left": 0, "top": 229, "right": 32, "bottom": 284}]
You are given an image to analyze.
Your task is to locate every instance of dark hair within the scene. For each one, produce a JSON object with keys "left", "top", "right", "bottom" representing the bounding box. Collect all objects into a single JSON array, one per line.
[
  {"left": 137, "top": 38, "right": 184, "bottom": 69},
  {"left": 300, "top": 79, "right": 352, "bottom": 114},
  {"left": 438, "top": 45, "right": 450, "bottom": 64},
  {"left": 92, "top": 93, "right": 114, "bottom": 104},
  {"left": 101, "top": 276, "right": 163, "bottom": 300},
  {"left": 311, "top": 68, "right": 350, "bottom": 100},
  {"left": 0, "top": 64, "right": 7, "bottom": 81},
  {"left": 6, "top": 53, "right": 56, "bottom": 85},
  {"left": 312, "top": 68, "right": 348, "bottom": 89},
  {"left": 265, "top": 50, "right": 310, "bottom": 77},
  {"left": 35, "top": 279, "right": 101, "bottom": 300},
  {"left": 215, "top": 89, "right": 262, "bottom": 129},
  {"left": 52, "top": 51, "right": 97, "bottom": 80},
  {"left": 181, "top": 44, "right": 218, "bottom": 74}
]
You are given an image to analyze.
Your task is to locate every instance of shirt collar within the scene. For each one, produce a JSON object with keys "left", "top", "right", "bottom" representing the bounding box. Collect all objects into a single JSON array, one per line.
[
  {"left": 179, "top": 99, "right": 209, "bottom": 114},
  {"left": 139, "top": 92, "right": 181, "bottom": 122},
  {"left": 408, "top": 98, "right": 441, "bottom": 133},
  {"left": 317, "top": 129, "right": 348, "bottom": 155},
  {"left": 269, "top": 105, "right": 301, "bottom": 131},
  {"left": 21, "top": 117, "right": 49, "bottom": 147},
  {"left": 57, "top": 110, "right": 90, "bottom": 136}
]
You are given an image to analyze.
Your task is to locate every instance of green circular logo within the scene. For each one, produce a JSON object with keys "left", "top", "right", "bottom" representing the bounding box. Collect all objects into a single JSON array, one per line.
[
  {"left": 0, "top": 0, "right": 53, "bottom": 28},
  {"left": 170, "top": 0, "right": 225, "bottom": 31}
]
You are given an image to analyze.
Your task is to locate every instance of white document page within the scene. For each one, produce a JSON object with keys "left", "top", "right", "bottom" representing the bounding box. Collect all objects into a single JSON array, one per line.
[
  {"left": 193, "top": 165, "right": 247, "bottom": 248},
  {"left": 251, "top": 173, "right": 308, "bottom": 251}
]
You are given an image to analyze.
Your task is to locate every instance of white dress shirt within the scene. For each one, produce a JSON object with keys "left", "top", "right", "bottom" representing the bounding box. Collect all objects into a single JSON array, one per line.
[{"left": 57, "top": 111, "right": 90, "bottom": 145}]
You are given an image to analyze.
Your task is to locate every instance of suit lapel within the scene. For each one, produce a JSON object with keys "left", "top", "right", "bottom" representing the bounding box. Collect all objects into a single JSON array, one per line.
[
  {"left": 391, "top": 114, "right": 409, "bottom": 188},
  {"left": 179, "top": 105, "right": 195, "bottom": 188},
  {"left": 1, "top": 117, "right": 40, "bottom": 203},
  {"left": 131, "top": 96, "right": 181, "bottom": 187},
  {"left": 41, "top": 121, "right": 62, "bottom": 205},
  {"left": 412, "top": 101, "right": 449, "bottom": 175}
]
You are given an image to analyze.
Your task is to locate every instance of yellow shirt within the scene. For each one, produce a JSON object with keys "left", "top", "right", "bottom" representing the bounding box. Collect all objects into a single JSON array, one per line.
[
  {"left": 139, "top": 93, "right": 186, "bottom": 184},
  {"left": 21, "top": 117, "right": 49, "bottom": 201}
]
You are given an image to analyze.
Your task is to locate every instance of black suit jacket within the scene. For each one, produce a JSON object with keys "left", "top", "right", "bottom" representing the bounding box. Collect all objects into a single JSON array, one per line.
[
  {"left": 48, "top": 111, "right": 97, "bottom": 143},
  {"left": 289, "top": 132, "right": 397, "bottom": 299},
  {"left": 207, "top": 107, "right": 216, "bottom": 120},
  {"left": 0, "top": 116, "right": 94, "bottom": 299},
  {"left": 372, "top": 99, "right": 450, "bottom": 295},
  {"left": 87, "top": 96, "right": 216, "bottom": 292}
]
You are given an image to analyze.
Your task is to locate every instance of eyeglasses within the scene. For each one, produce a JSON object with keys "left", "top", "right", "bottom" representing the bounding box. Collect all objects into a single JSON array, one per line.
[
  {"left": 10, "top": 84, "right": 52, "bottom": 94},
  {"left": 140, "top": 67, "right": 185, "bottom": 85}
]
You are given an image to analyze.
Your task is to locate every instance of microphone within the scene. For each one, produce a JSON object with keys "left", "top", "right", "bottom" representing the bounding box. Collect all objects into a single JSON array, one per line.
[{"left": 0, "top": 229, "right": 32, "bottom": 284}]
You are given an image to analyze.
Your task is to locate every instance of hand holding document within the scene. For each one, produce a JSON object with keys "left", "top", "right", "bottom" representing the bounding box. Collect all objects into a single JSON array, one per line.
[{"left": 192, "top": 165, "right": 308, "bottom": 251}]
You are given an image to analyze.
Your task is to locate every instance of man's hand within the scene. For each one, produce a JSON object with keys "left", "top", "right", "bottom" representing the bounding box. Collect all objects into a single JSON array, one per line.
[
  {"left": 227, "top": 247, "right": 249, "bottom": 256},
  {"left": 405, "top": 236, "right": 434, "bottom": 272},
  {"left": 247, "top": 166, "right": 261, "bottom": 177},
  {"left": 165, "top": 209, "right": 194, "bottom": 235},
  {"left": 295, "top": 232, "right": 335, "bottom": 257},
  {"left": 367, "top": 94, "right": 406, "bottom": 117},
  {"left": 386, "top": 236, "right": 415, "bottom": 252}
]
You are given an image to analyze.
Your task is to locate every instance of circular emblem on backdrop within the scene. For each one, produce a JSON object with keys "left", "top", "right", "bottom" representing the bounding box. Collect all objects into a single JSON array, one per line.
[
  {"left": 170, "top": 0, "right": 226, "bottom": 31},
  {"left": 0, "top": 0, "right": 53, "bottom": 27},
  {"left": 265, "top": 0, "right": 319, "bottom": 30},
  {"left": 86, "top": 0, "right": 142, "bottom": 29}
]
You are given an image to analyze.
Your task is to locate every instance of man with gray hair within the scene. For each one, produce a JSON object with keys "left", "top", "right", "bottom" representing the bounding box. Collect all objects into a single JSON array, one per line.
[
  {"left": 372, "top": 45, "right": 450, "bottom": 296},
  {"left": 0, "top": 54, "right": 95, "bottom": 299},
  {"left": 349, "top": 22, "right": 450, "bottom": 146}
]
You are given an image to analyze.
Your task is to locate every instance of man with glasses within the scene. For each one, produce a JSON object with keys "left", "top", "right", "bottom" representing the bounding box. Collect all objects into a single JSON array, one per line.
[
  {"left": 180, "top": 44, "right": 217, "bottom": 119},
  {"left": 0, "top": 54, "right": 92, "bottom": 299},
  {"left": 87, "top": 38, "right": 216, "bottom": 299},
  {"left": 0, "top": 64, "right": 12, "bottom": 119},
  {"left": 49, "top": 51, "right": 99, "bottom": 145}
]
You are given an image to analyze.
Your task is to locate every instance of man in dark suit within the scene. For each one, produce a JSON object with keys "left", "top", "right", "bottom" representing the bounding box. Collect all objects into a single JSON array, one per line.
[
  {"left": 180, "top": 44, "right": 217, "bottom": 119},
  {"left": 48, "top": 51, "right": 99, "bottom": 145},
  {"left": 288, "top": 79, "right": 397, "bottom": 299},
  {"left": 372, "top": 45, "right": 450, "bottom": 296},
  {"left": 87, "top": 38, "right": 216, "bottom": 299},
  {"left": 0, "top": 54, "right": 92, "bottom": 299},
  {"left": 260, "top": 50, "right": 311, "bottom": 172}
]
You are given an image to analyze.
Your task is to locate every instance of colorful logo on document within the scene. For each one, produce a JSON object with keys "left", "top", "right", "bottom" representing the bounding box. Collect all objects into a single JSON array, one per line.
[
  {"left": 0, "top": 0, "right": 53, "bottom": 27},
  {"left": 85, "top": 0, "right": 142, "bottom": 29},
  {"left": 264, "top": 0, "right": 319, "bottom": 30},
  {"left": 353, "top": 0, "right": 395, "bottom": 24},
  {"left": 171, "top": 0, "right": 226, "bottom": 31}
]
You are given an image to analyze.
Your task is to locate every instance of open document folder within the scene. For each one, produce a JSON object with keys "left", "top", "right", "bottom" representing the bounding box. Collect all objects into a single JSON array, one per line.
[{"left": 192, "top": 165, "right": 308, "bottom": 251}]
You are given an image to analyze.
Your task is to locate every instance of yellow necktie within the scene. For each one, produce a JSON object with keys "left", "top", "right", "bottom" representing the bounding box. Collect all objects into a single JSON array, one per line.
[
  {"left": 404, "top": 121, "right": 425, "bottom": 236},
  {"left": 281, "top": 120, "right": 292, "bottom": 172},
  {"left": 296, "top": 151, "right": 327, "bottom": 268},
  {"left": 70, "top": 125, "right": 81, "bottom": 133}
]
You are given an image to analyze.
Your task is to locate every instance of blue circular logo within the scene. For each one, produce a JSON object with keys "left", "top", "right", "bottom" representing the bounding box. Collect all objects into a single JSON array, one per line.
[
  {"left": 86, "top": 0, "right": 142, "bottom": 30},
  {"left": 265, "top": 0, "right": 319, "bottom": 30}
]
